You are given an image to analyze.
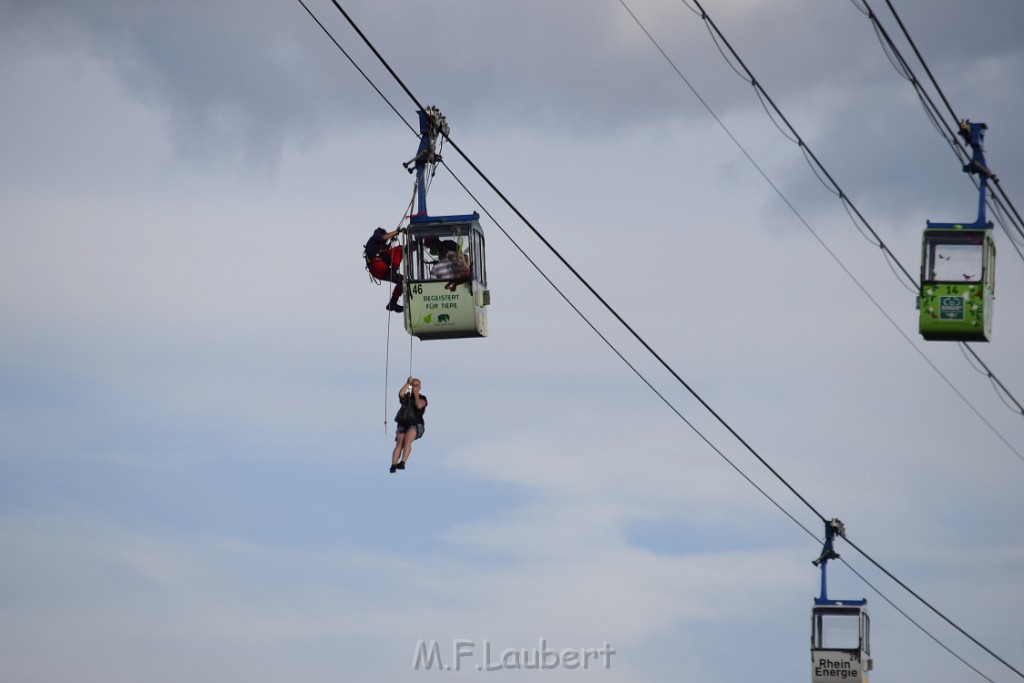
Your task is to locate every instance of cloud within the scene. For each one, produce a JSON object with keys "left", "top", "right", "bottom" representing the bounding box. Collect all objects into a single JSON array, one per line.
[{"left": 3, "top": 1, "right": 1024, "bottom": 682}]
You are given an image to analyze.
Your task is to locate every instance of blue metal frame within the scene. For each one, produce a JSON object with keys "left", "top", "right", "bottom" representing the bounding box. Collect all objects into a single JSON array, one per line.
[
  {"left": 810, "top": 520, "right": 871, "bottom": 681},
  {"left": 406, "top": 107, "right": 480, "bottom": 227},
  {"left": 926, "top": 121, "right": 993, "bottom": 231},
  {"left": 412, "top": 109, "right": 433, "bottom": 216},
  {"left": 812, "top": 519, "right": 866, "bottom": 606},
  {"left": 410, "top": 212, "right": 480, "bottom": 225},
  {"left": 400, "top": 107, "right": 489, "bottom": 341},
  {"left": 919, "top": 122, "right": 996, "bottom": 342},
  {"left": 407, "top": 107, "right": 452, "bottom": 220}
]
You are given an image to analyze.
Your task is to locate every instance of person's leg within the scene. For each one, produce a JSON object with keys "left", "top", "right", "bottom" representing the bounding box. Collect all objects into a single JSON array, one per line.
[
  {"left": 387, "top": 272, "right": 404, "bottom": 311},
  {"left": 390, "top": 429, "right": 405, "bottom": 472},
  {"left": 397, "top": 427, "right": 416, "bottom": 464},
  {"left": 369, "top": 258, "right": 391, "bottom": 280}
]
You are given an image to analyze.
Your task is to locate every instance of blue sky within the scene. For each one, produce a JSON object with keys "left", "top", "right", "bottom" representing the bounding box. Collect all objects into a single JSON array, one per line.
[{"left": 2, "top": 1, "right": 1024, "bottom": 681}]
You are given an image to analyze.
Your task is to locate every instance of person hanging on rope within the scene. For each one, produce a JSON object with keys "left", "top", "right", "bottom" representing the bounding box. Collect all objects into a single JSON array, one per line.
[
  {"left": 390, "top": 376, "right": 427, "bottom": 473},
  {"left": 364, "top": 226, "right": 405, "bottom": 313}
]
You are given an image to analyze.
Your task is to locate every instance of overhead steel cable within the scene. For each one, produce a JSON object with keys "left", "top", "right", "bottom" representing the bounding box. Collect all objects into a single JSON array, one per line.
[
  {"left": 618, "top": 3, "right": 1024, "bottom": 675},
  {"left": 879, "top": 1, "right": 956, "bottom": 122},
  {"left": 843, "top": 533, "right": 1024, "bottom": 680},
  {"left": 446, "top": 149, "right": 1004, "bottom": 679},
  {"left": 299, "top": 2, "right": 1022, "bottom": 680},
  {"left": 295, "top": 0, "right": 411, "bottom": 135},
  {"left": 668, "top": 0, "right": 1024, "bottom": 432},
  {"left": 962, "top": 342, "right": 1024, "bottom": 416},
  {"left": 443, "top": 165, "right": 820, "bottom": 546},
  {"left": 838, "top": 559, "right": 998, "bottom": 683},
  {"left": 857, "top": 0, "right": 1024, "bottom": 264},
  {"left": 629, "top": 0, "right": 1024, "bottom": 452},
  {"left": 858, "top": 0, "right": 1024, "bottom": 309},
  {"left": 683, "top": 5, "right": 914, "bottom": 286},
  {"left": 849, "top": 0, "right": 1024, "bottom": 418},
  {"left": 318, "top": 0, "right": 832, "bottom": 525},
  {"left": 297, "top": 0, "right": 819, "bottom": 551},
  {"left": 875, "top": 0, "right": 1024, "bottom": 251}
]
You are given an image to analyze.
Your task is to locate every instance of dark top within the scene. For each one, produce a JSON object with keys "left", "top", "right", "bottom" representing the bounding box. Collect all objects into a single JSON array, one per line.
[
  {"left": 396, "top": 392, "right": 427, "bottom": 426},
  {"left": 364, "top": 230, "right": 388, "bottom": 262}
]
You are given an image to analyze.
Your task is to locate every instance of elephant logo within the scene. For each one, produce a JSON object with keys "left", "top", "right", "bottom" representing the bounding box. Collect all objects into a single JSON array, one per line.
[{"left": 437, "top": 313, "right": 451, "bottom": 323}]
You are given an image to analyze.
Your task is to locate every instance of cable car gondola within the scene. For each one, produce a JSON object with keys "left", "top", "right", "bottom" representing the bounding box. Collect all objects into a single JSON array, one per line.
[
  {"left": 810, "top": 519, "right": 872, "bottom": 683},
  {"left": 401, "top": 107, "right": 489, "bottom": 340},
  {"left": 919, "top": 121, "right": 995, "bottom": 342}
]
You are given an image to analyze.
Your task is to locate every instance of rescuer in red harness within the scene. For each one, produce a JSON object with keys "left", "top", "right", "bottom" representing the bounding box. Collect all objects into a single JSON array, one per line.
[{"left": 364, "top": 227, "right": 405, "bottom": 313}]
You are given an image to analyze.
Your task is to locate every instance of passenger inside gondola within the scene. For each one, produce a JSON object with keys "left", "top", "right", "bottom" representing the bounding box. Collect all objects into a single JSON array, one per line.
[{"left": 428, "top": 239, "right": 471, "bottom": 291}]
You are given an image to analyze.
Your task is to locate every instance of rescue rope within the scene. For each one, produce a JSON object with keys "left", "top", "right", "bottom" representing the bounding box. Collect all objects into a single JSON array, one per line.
[
  {"left": 401, "top": 180, "right": 417, "bottom": 385},
  {"left": 382, "top": 187, "right": 418, "bottom": 433},
  {"left": 383, "top": 299, "right": 393, "bottom": 433}
]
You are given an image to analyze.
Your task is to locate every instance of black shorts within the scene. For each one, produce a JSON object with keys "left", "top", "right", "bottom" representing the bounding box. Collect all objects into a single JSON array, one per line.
[{"left": 395, "top": 423, "right": 424, "bottom": 440}]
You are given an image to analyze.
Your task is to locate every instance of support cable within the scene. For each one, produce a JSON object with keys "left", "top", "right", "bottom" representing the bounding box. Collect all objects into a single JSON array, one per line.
[
  {"left": 849, "top": 0, "right": 1024, "bottom": 417},
  {"left": 839, "top": 555, "right": 997, "bottom": 683},
  {"left": 843, "top": 533, "right": 1024, "bottom": 680},
  {"left": 299, "top": 2, "right": 1022, "bottom": 679},
  {"left": 442, "top": 151, "right": 996, "bottom": 680},
  {"left": 383, "top": 307, "right": 392, "bottom": 434},
  {"left": 315, "top": 0, "right": 829, "bottom": 521},
  {"left": 627, "top": 0, "right": 1024, "bottom": 452},
  {"left": 868, "top": 0, "right": 1024, "bottom": 251},
  {"left": 666, "top": 0, "right": 1024, "bottom": 430}
]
